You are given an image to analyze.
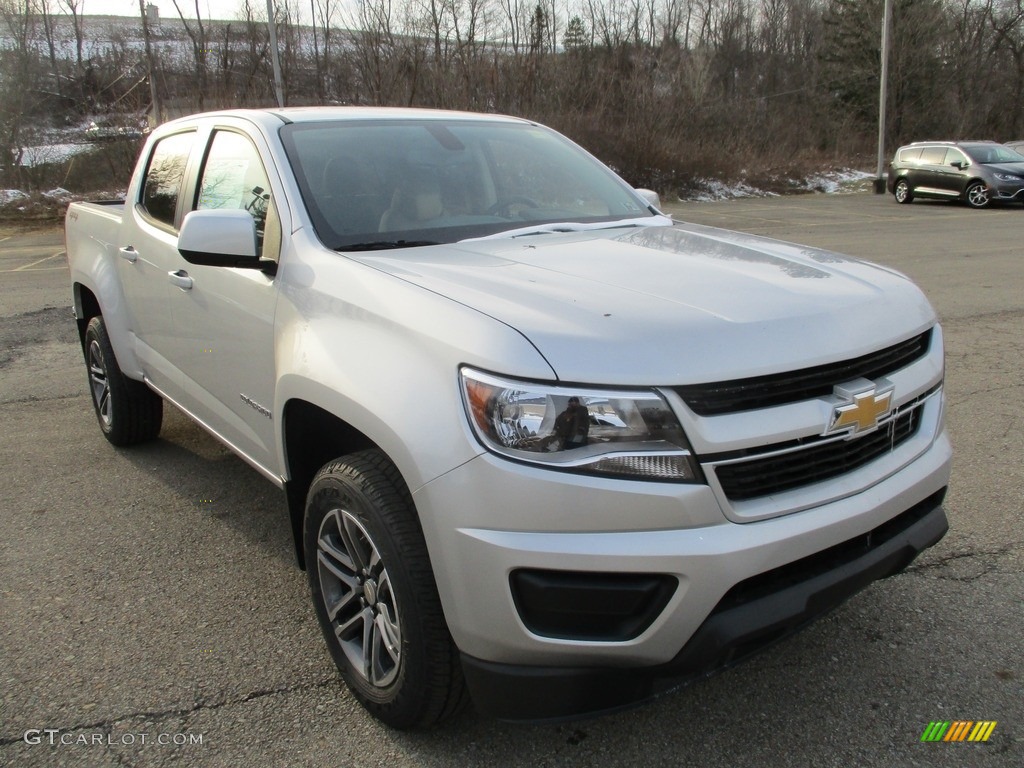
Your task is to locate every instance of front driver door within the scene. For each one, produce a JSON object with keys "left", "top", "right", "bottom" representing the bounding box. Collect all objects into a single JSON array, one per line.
[{"left": 160, "top": 127, "right": 283, "bottom": 477}]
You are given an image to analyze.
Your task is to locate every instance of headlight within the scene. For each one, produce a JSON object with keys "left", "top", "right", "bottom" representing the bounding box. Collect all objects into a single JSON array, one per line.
[
  {"left": 460, "top": 367, "right": 702, "bottom": 482},
  {"left": 993, "top": 172, "right": 1022, "bottom": 182}
]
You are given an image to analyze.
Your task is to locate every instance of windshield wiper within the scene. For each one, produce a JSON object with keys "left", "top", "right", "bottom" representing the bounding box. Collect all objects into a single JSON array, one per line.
[
  {"left": 337, "top": 240, "right": 441, "bottom": 252},
  {"left": 459, "top": 215, "right": 674, "bottom": 243}
]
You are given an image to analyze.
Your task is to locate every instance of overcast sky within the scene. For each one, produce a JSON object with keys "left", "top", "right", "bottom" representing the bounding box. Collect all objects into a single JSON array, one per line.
[{"left": 78, "top": 0, "right": 251, "bottom": 22}]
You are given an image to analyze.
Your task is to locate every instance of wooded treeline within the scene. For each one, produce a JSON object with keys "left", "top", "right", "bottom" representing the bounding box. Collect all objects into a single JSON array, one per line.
[{"left": 3, "top": 0, "right": 1024, "bottom": 194}]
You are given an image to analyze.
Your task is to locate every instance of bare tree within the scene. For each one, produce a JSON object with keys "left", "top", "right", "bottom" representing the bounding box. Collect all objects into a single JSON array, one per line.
[{"left": 171, "top": 0, "right": 210, "bottom": 111}]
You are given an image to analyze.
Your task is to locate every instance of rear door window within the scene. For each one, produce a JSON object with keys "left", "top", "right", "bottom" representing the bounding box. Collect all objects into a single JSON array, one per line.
[
  {"left": 919, "top": 147, "right": 947, "bottom": 165},
  {"left": 140, "top": 131, "right": 195, "bottom": 228}
]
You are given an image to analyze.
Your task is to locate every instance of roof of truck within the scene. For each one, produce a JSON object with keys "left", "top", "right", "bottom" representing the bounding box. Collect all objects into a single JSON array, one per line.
[{"left": 163, "top": 106, "right": 532, "bottom": 129}]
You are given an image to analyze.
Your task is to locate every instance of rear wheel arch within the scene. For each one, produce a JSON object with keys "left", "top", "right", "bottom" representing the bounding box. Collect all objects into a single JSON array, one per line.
[
  {"left": 893, "top": 178, "right": 913, "bottom": 204},
  {"left": 74, "top": 283, "right": 102, "bottom": 348}
]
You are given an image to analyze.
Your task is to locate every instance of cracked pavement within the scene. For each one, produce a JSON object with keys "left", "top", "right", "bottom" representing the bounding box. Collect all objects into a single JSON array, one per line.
[{"left": 1, "top": 196, "right": 1021, "bottom": 767}]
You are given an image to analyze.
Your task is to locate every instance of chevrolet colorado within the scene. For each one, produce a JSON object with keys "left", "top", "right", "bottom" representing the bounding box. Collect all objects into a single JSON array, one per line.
[{"left": 65, "top": 108, "right": 951, "bottom": 729}]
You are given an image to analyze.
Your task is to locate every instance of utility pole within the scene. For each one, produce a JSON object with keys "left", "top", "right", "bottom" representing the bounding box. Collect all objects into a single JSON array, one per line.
[
  {"left": 139, "top": 0, "right": 162, "bottom": 126},
  {"left": 265, "top": 0, "right": 286, "bottom": 108},
  {"left": 874, "top": 0, "right": 892, "bottom": 193}
]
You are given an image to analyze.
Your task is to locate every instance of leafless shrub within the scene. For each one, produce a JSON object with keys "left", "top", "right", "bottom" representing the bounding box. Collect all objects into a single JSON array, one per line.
[{"left": 6, "top": 0, "right": 1024, "bottom": 193}]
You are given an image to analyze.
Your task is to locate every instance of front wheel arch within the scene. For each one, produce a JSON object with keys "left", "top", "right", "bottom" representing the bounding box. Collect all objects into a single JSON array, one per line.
[{"left": 282, "top": 399, "right": 378, "bottom": 570}]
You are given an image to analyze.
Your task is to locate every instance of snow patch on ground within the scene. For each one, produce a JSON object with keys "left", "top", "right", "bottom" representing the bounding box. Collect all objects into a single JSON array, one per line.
[
  {"left": 18, "top": 143, "right": 97, "bottom": 167},
  {"left": 801, "top": 169, "right": 875, "bottom": 194},
  {"left": 1, "top": 190, "right": 29, "bottom": 205},
  {"left": 688, "top": 179, "right": 781, "bottom": 202},
  {"left": 682, "top": 168, "right": 874, "bottom": 202}
]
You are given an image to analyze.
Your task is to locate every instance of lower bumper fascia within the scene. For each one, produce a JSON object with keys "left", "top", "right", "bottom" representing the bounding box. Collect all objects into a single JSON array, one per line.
[{"left": 461, "top": 488, "right": 948, "bottom": 722}]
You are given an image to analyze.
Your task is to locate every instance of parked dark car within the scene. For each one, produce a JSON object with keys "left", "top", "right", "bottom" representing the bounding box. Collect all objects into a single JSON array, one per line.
[{"left": 887, "top": 140, "right": 1024, "bottom": 208}]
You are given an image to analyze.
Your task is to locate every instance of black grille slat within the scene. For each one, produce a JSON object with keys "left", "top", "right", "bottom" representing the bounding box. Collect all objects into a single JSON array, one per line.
[
  {"left": 715, "top": 409, "right": 921, "bottom": 501},
  {"left": 676, "top": 330, "right": 932, "bottom": 416}
]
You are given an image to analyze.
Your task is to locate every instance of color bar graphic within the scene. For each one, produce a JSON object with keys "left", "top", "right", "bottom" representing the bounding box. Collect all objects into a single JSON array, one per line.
[{"left": 920, "top": 721, "right": 996, "bottom": 742}]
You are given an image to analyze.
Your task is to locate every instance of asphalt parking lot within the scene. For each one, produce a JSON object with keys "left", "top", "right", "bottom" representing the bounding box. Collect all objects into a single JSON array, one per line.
[{"left": 1, "top": 192, "right": 1021, "bottom": 767}]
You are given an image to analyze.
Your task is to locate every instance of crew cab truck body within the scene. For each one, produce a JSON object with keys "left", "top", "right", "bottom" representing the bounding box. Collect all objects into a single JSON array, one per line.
[{"left": 66, "top": 108, "right": 951, "bottom": 728}]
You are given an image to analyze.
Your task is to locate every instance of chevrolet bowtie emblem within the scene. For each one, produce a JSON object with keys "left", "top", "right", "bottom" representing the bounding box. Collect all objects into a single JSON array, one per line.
[{"left": 825, "top": 378, "right": 895, "bottom": 437}]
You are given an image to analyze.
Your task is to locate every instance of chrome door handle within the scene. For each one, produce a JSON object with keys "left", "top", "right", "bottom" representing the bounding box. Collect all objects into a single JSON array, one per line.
[
  {"left": 168, "top": 269, "right": 193, "bottom": 290},
  {"left": 118, "top": 246, "right": 138, "bottom": 263}
]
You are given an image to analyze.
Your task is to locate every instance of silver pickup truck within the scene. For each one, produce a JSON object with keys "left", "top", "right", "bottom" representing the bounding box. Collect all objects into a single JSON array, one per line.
[{"left": 66, "top": 108, "right": 951, "bottom": 729}]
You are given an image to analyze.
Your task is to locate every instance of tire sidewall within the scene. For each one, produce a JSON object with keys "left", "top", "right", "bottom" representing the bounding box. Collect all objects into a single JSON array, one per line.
[
  {"left": 85, "top": 317, "right": 122, "bottom": 439},
  {"left": 965, "top": 181, "right": 990, "bottom": 208},
  {"left": 83, "top": 316, "right": 162, "bottom": 446},
  {"left": 304, "top": 462, "right": 432, "bottom": 725}
]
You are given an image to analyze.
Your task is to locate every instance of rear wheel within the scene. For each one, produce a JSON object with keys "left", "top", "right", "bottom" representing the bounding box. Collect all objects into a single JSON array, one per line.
[
  {"left": 893, "top": 179, "right": 913, "bottom": 204},
  {"left": 84, "top": 316, "right": 162, "bottom": 446},
  {"left": 305, "top": 450, "right": 467, "bottom": 729},
  {"left": 965, "top": 181, "right": 990, "bottom": 208}
]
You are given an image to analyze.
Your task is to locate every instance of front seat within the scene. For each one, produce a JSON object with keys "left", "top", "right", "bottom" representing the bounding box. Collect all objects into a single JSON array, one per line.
[
  {"left": 321, "top": 155, "right": 382, "bottom": 234},
  {"left": 379, "top": 176, "right": 444, "bottom": 232}
]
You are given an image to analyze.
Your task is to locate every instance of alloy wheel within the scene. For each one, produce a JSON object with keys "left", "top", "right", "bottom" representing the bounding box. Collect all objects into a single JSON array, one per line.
[
  {"left": 87, "top": 339, "right": 112, "bottom": 428},
  {"left": 966, "top": 183, "right": 990, "bottom": 208},
  {"left": 316, "top": 508, "right": 402, "bottom": 688}
]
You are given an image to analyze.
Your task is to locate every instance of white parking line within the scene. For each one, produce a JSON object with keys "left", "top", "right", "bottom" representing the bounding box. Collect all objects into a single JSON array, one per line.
[
  {"left": 0, "top": 266, "right": 67, "bottom": 272},
  {"left": 11, "top": 251, "right": 66, "bottom": 272}
]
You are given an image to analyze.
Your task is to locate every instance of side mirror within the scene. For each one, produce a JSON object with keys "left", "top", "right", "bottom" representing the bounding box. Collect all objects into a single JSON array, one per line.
[
  {"left": 178, "top": 209, "right": 261, "bottom": 268},
  {"left": 634, "top": 188, "right": 662, "bottom": 210},
  {"left": 950, "top": 161, "right": 966, "bottom": 170}
]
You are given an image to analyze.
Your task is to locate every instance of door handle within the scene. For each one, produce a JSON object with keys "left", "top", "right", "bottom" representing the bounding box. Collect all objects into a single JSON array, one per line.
[
  {"left": 168, "top": 269, "right": 193, "bottom": 290},
  {"left": 118, "top": 246, "right": 138, "bottom": 263}
]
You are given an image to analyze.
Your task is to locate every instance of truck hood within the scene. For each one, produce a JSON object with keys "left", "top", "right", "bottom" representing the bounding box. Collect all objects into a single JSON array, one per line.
[{"left": 353, "top": 223, "right": 936, "bottom": 385}]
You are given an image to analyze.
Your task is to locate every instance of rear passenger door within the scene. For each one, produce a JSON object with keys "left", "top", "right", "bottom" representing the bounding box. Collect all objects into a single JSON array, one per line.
[
  {"left": 119, "top": 128, "right": 201, "bottom": 395},
  {"left": 915, "top": 146, "right": 962, "bottom": 198}
]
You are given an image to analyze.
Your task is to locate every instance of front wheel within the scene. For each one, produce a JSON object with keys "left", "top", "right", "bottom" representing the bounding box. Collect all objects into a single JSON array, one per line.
[
  {"left": 893, "top": 179, "right": 913, "bottom": 204},
  {"left": 965, "top": 181, "right": 990, "bottom": 209},
  {"left": 84, "top": 316, "right": 162, "bottom": 446},
  {"left": 304, "top": 450, "right": 467, "bottom": 729}
]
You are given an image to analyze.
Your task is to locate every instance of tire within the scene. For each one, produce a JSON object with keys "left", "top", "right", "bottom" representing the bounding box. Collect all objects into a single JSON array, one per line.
[
  {"left": 964, "top": 181, "right": 990, "bottom": 209},
  {"left": 84, "top": 316, "right": 163, "bottom": 446},
  {"left": 893, "top": 179, "right": 913, "bottom": 204},
  {"left": 304, "top": 450, "right": 467, "bottom": 729}
]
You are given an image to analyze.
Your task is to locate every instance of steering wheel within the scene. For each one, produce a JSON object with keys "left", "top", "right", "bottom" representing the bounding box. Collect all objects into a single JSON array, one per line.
[{"left": 486, "top": 196, "right": 540, "bottom": 217}]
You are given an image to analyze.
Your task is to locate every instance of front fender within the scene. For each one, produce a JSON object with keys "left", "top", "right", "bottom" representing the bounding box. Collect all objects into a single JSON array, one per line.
[{"left": 271, "top": 236, "right": 556, "bottom": 491}]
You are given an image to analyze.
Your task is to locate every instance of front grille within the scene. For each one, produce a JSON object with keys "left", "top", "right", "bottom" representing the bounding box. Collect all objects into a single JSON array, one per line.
[
  {"left": 714, "top": 407, "right": 921, "bottom": 501},
  {"left": 675, "top": 330, "right": 932, "bottom": 416}
]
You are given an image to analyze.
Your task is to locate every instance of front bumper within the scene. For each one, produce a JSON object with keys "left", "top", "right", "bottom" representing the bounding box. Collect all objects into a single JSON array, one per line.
[
  {"left": 993, "top": 183, "right": 1024, "bottom": 200},
  {"left": 414, "top": 354, "right": 951, "bottom": 721},
  {"left": 416, "top": 417, "right": 950, "bottom": 661},
  {"left": 461, "top": 488, "right": 947, "bottom": 721}
]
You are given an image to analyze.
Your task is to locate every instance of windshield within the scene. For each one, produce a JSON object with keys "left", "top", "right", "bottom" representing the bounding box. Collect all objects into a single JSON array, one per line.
[
  {"left": 963, "top": 144, "right": 1024, "bottom": 164},
  {"left": 280, "top": 119, "right": 655, "bottom": 250}
]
